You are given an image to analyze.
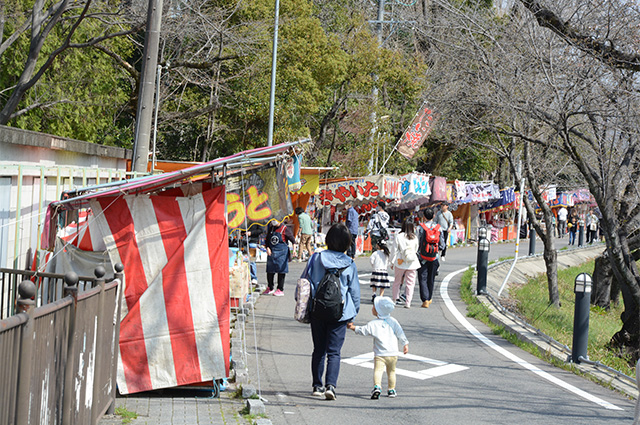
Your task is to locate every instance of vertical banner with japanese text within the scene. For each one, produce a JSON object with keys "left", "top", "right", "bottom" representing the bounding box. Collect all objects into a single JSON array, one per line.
[
  {"left": 396, "top": 102, "right": 439, "bottom": 159},
  {"left": 226, "top": 164, "right": 293, "bottom": 230}
]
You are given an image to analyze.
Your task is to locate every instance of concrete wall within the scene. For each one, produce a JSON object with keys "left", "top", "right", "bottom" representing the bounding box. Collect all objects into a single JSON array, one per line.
[{"left": 0, "top": 125, "right": 132, "bottom": 270}]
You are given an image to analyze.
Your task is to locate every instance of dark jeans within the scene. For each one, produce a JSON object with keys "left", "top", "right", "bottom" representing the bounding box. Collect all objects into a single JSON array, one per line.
[
  {"left": 418, "top": 259, "right": 439, "bottom": 302},
  {"left": 311, "top": 318, "right": 349, "bottom": 388},
  {"left": 569, "top": 230, "right": 576, "bottom": 245},
  {"left": 441, "top": 231, "right": 449, "bottom": 257},
  {"left": 587, "top": 230, "right": 597, "bottom": 244},
  {"left": 347, "top": 233, "right": 357, "bottom": 258},
  {"left": 266, "top": 272, "right": 285, "bottom": 291}
]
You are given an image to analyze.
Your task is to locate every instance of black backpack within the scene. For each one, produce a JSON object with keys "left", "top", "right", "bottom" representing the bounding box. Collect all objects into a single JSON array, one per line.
[{"left": 311, "top": 260, "right": 351, "bottom": 322}]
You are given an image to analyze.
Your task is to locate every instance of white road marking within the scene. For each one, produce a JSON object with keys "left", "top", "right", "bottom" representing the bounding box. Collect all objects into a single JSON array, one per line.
[
  {"left": 439, "top": 267, "right": 623, "bottom": 411},
  {"left": 342, "top": 351, "right": 469, "bottom": 381}
]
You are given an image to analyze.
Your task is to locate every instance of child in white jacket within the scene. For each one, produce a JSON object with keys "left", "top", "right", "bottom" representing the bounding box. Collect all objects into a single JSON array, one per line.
[
  {"left": 347, "top": 296, "right": 409, "bottom": 399},
  {"left": 370, "top": 240, "right": 390, "bottom": 301}
]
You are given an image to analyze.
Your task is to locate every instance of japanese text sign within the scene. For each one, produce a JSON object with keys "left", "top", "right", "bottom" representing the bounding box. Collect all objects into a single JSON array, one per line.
[{"left": 397, "top": 103, "right": 439, "bottom": 159}]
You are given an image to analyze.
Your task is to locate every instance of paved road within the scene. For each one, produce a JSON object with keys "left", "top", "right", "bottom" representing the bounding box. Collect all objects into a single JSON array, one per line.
[{"left": 248, "top": 240, "right": 635, "bottom": 425}]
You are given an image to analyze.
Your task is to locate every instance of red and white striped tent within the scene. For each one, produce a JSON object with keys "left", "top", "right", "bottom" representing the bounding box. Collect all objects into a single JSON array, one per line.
[{"left": 44, "top": 141, "right": 306, "bottom": 394}]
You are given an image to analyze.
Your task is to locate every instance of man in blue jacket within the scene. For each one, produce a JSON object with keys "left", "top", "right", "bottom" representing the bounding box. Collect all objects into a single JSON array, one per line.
[{"left": 307, "top": 223, "right": 360, "bottom": 400}]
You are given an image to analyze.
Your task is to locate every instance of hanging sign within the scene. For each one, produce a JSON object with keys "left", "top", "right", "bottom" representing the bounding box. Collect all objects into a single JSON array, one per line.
[
  {"left": 318, "top": 175, "right": 401, "bottom": 207},
  {"left": 396, "top": 102, "right": 439, "bottom": 159}
]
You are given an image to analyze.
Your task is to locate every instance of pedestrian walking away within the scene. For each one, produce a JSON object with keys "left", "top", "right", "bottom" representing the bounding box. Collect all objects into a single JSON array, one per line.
[
  {"left": 557, "top": 206, "right": 568, "bottom": 238},
  {"left": 264, "top": 218, "right": 295, "bottom": 296},
  {"left": 435, "top": 203, "right": 454, "bottom": 261},
  {"left": 416, "top": 208, "right": 444, "bottom": 308},
  {"left": 347, "top": 296, "right": 409, "bottom": 399},
  {"left": 391, "top": 218, "right": 420, "bottom": 308},
  {"left": 586, "top": 209, "right": 599, "bottom": 244},
  {"left": 366, "top": 201, "right": 390, "bottom": 250},
  {"left": 370, "top": 240, "right": 391, "bottom": 301},
  {"left": 308, "top": 223, "right": 360, "bottom": 400},
  {"left": 345, "top": 200, "right": 360, "bottom": 258},
  {"left": 295, "top": 207, "right": 315, "bottom": 261}
]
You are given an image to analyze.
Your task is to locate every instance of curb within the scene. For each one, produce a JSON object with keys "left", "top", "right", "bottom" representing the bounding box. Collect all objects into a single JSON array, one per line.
[{"left": 471, "top": 244, "right": 638, "bottom": 399}]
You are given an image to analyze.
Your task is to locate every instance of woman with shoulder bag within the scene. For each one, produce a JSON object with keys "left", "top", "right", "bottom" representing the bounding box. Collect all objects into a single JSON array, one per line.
[{"left": 391, "top": 218, "right": 420, "bottom": 308}]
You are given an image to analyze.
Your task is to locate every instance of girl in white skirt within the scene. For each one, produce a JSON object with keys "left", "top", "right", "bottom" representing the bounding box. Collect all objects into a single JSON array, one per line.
[{"left": 370, "top": 241, "right": 390, "bottom": 302}]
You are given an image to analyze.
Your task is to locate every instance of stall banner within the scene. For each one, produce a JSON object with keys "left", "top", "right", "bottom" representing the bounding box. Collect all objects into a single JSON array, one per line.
[
  {"left": 318, "top": 175, "right": 401, "bottom": 206},
  {"left": 399, "top": 173, "right": 431, "bottom": 201},
  {"left": 464, "top": 183, "right": 500, "bottom": 203},
  {"left": 483, "top": 187, "right": 516, "bottom": 211},
  {"left": 430, "top": 176, "right": 448, "bottom": 202},
  {"left": 397, "top": 102, "right": 439, "bottom": 159},
  {"left": 90, "top": 186, "right": 230, "bottom": 394},
  {"left": 549, "top": 192, "right": 575, "bottom": 208},
  {"left": 226, "top": 164, "right": 293, "bottom": 230},
  {"left": 295, "top": 173, "right": 320, "bottom": 195},
  {"left": 446, "top": 184, "right": 456, "bottom": 203},
  {"left": 286, "top": 155, "right": 301, "bottom": 191},
  {"left": 454, "top": 180, "right": 467, "bottom": 202}
]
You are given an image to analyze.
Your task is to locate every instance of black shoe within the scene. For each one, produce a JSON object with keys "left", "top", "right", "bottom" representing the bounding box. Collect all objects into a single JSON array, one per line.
[
  {"left": 312, "top": 386, "right": 324, "bottom": 397},
  {"left": 371, "top": 293, "right": 376, "bottom": 302},
  {"left": 371, "top": 385, "right": 381, "bottom": 400},
  {"left": 325, "top": 384, "right": 336, "bottom": 400}
]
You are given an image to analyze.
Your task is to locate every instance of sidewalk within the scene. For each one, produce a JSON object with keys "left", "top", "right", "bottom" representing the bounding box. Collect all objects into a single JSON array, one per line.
[{"left": 475, "top": 243, "right": 639, "bottom": 399}]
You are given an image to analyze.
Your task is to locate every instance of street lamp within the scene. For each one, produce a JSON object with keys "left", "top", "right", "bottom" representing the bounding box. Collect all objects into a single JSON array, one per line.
[{"left": 572, "top": 272, "right": 592, "bottom": 363}]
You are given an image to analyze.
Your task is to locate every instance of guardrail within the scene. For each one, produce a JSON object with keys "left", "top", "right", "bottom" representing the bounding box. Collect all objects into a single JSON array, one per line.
[
  {"left": 1, "top": 267, "right": 102, "bottom": 320},
  {"left": 0, "top": 264, "right": 124, "bottom": 425}
]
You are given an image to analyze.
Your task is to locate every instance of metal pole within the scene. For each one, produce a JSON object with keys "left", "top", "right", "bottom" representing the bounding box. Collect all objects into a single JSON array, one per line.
[
  {"left": 15, "top": 281, "right": 36, "bottom": 425},
  {"left": 267, "top": 0, "right": 280, "bottom": 147},
  {"left": 498, "top": 176, "right": 526, "bottom": 297},
  {"left": 107, "top": 264, "right": 125, "bottom": 415},
  {"left": 152, "top": 65, "right": 162, "bottom": 173},
  {"left": 578, "top": 221, "right": 585, "bottom": 247},
  {"left": 528, "top": 224, "right": 536, "bottom": 256},
  {"left": 476, "top": 236, "right": 489, "bottom": 295},
  {"left": 572, "top": 273, "right": 592, "bottom": 363},
  {"left": 132, "top": 0, "right": 164, "bottom": 173}
]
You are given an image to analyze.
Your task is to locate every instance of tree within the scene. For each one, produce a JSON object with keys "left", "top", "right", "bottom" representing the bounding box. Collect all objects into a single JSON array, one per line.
[
  {"left": 0, "top": 0, "right": 141, "bottom": 135},
  {"left": 420, "top": 0, "right": 640, "bottom": 361}
]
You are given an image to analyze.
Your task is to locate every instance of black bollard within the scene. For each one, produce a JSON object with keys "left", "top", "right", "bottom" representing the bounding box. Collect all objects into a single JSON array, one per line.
[
  {"left": 572, "top": 273, "right": 592, "bottom": 363},
  {"left": 528, "top": 226, "right": 536, "bottom": 256},
  {"left": 476, "top": 235, "right": 490, "bottom": 295},
  {"left": 578, "top": 223, "right": 585, "bottom": 247}
]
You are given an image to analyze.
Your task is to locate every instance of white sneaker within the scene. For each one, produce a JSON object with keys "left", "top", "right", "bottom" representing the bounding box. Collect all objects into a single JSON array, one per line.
[{"left": 441, "top": 256, "right": 446, "bottom": 262}]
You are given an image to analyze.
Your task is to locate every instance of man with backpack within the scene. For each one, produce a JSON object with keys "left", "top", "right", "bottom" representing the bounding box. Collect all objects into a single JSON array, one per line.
[{"left": 417, "top": 208, "right": 445, "bottom": 308}]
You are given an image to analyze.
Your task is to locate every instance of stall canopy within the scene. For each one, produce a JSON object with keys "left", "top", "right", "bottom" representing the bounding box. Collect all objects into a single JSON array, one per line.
[{"left": 42, "top": 140, "right": 307, "bottom": 394}]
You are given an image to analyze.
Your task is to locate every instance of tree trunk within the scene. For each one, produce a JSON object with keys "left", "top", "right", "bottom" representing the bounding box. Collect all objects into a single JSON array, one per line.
[{"left": 592, "top": 254, "right": 615, "bottom": 310}]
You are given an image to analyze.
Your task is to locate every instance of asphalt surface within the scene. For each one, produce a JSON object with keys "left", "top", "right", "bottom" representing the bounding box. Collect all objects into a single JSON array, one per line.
[{"left": 248, "top": 240, "right": 635, "bottom": 425}]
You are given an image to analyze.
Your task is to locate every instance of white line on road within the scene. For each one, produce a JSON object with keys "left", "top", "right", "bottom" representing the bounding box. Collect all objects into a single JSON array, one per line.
[
  {"left": 342, "top": 351, "right": 468, "bottom": 380},
  {"left": 439, "top": 267, "right": 623, "bottom": 411}
]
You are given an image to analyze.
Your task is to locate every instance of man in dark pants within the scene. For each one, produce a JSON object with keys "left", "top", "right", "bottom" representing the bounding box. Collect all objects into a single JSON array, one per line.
[
  {"left": 417, "top": 208, "right": 444, "bottom": 308},
  {"left": 344, "top": 200, "right": 359, "bottom": 258}
]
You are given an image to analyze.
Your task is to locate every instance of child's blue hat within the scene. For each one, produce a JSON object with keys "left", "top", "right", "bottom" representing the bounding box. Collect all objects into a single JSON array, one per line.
[{"left": 374, "top": 296, "right": 395, "bottom": 319}]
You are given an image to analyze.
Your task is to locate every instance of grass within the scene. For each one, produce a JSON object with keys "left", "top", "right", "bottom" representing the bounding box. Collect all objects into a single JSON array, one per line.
[
  {"left": 460, "top": 260, "right": 635, "bottom": 379},
  {"left": 114, "top": 407, "right": 138, "bottom": 424},
  {"left": 511, "top": 259, "right": 634, "bottom": 377}
]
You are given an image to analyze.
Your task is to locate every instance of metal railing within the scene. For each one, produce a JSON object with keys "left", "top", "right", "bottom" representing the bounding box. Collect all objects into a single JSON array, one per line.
[
  {"left": 0, "top": 264, "right": 124, "bottom": 425},
  {"left": 1, "top": 267, "right": 102, "bottom": 320}
]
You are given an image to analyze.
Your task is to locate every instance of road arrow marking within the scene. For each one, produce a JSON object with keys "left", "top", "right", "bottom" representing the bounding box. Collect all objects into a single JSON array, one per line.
[{"left": 342, "top": 351, "right": 469, "bottom": 380}]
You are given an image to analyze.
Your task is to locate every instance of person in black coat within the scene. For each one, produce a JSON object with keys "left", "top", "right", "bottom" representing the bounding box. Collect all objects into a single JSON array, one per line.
[{"left": 264, "top": 217, "right": 295, "bottom": 296}]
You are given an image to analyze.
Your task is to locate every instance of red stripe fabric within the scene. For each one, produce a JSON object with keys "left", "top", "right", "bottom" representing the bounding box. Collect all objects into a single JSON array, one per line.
[
  {"left": 203, "top": 187, "right": 230, "bottom": 375},
  {"left": 98, "top": 197, "right": 152, "bottom": 393},
  {"left": 151, "top": 197, "right": 202, "bottom": 385}
]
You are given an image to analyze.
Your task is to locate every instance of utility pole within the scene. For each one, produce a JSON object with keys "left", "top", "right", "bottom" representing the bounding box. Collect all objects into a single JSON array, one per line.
[
  {"left": 267, "top": 0, "right": 280, "bottom": 147},
  {"left": 368, "top": 0, "right": 385, "bottom": 175},
  {"left": 132, "top": 0, "right": 164, "bottom": 173}
]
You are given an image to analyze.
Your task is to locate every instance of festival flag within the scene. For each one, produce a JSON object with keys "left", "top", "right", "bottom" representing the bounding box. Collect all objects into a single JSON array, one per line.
[{"left": 396, "top": 102, "right": 439, "bottom": 159}]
